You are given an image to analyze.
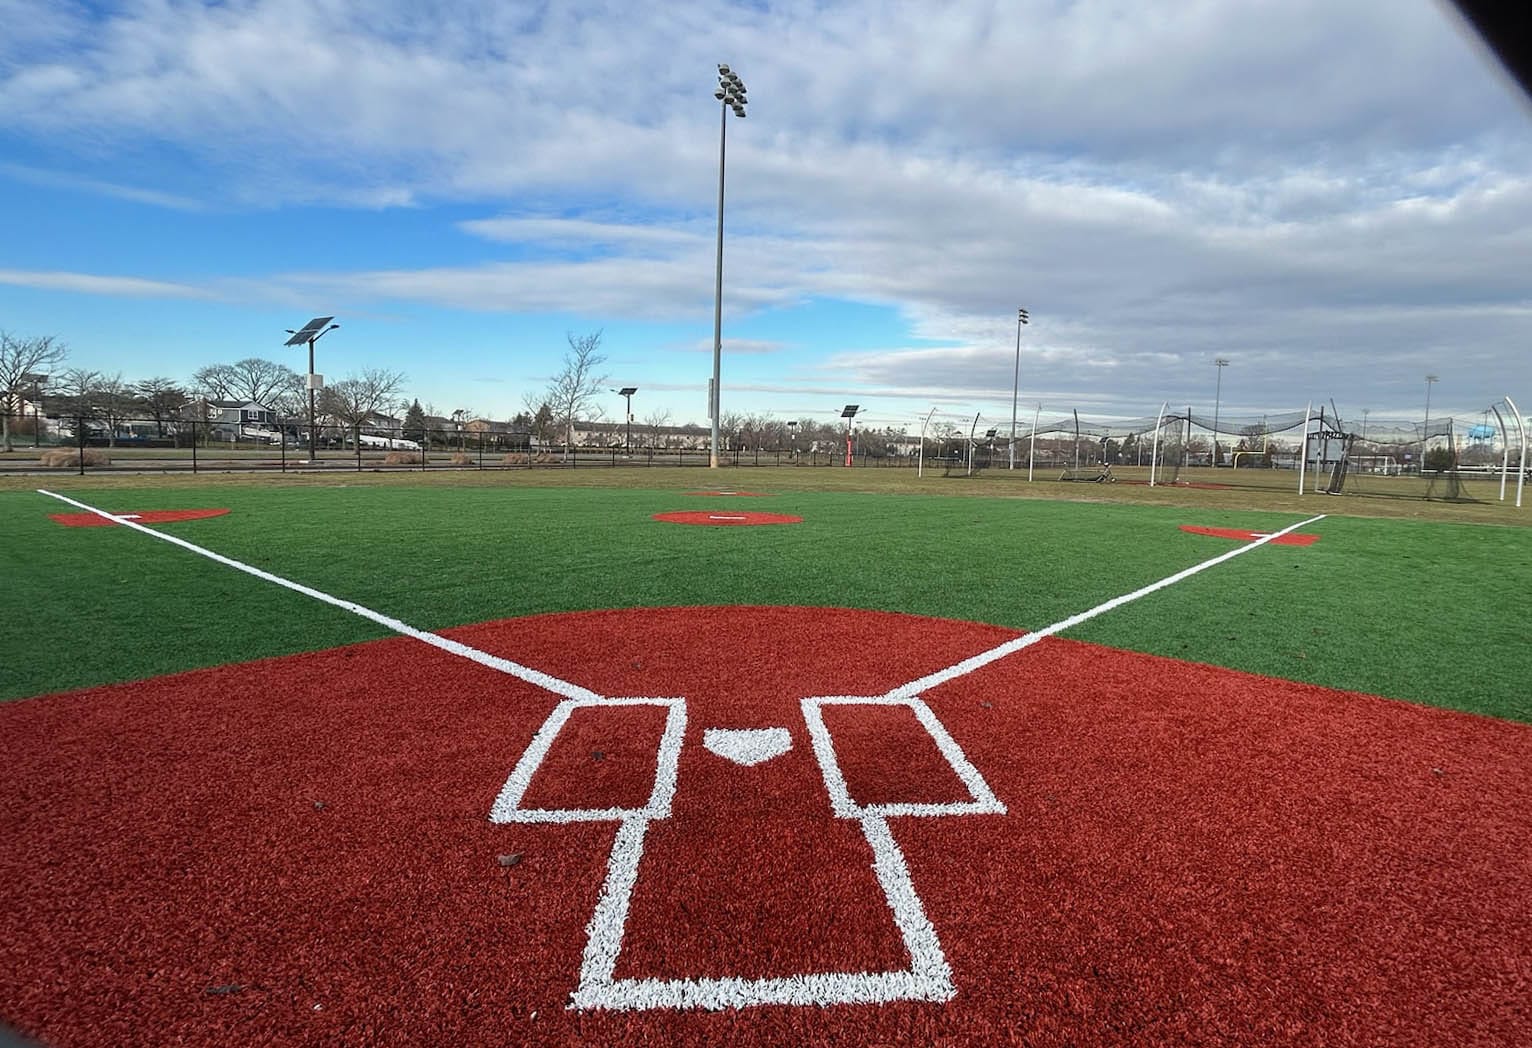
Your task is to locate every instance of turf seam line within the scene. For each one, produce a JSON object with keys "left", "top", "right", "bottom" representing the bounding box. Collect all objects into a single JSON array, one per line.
[
  {"left": 35, "top": 488, "right": 601, "bottom": 703},
  {"left": 886, "top": 512, "right": 1328, "bottom": 699}
]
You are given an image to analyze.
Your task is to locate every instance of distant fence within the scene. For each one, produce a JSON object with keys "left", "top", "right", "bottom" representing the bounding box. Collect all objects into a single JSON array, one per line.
[
  {"left": 3, "top": 411, "right": 1523, "bottom": 509},
  {"left": 0, "top": 414, "right": 930, "bottom": 475}
]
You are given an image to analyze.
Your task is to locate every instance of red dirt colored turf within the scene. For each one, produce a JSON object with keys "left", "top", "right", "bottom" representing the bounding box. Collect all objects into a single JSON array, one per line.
[
  {"left": 653, "top": 510, "right": 802, "bottom": 526},
  {"left": 48, "top": 508, "right": 231, "bottom": 527},
  {"left": 683, "top": 490, "right": 771, "bottom": 497},
  {"left": 2, "top": 607, "right": 1530, "bottom": 1047},
  {"left": 1180, "top": 524, "right": 1320, "bottom": 546}
]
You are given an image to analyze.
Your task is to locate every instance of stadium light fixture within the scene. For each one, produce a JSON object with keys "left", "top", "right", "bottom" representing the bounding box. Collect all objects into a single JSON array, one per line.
[
  {"left": 614, "top": 387, "right": 638, "bottom": 452},
  {"left": 283, "top": 318, "right": 339, "bottom": 462},
  {"left": 1010, "top": 308, "right": 1029, "bottom": 469},
  {"left": 1212, "top": 358, "right": 1229, "bottom": 467},
  {"left": 709, "top": 64, "right": 748, "bottom": 469}
]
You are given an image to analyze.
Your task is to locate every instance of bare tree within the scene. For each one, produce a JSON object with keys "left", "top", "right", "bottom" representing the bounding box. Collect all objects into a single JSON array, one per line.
[
  {"left": 193, "top": 358, "right": 300, "bottom": 408},
  {"left": 643, "top": 406, "right": 672, "bottom": 448},
  {"left": 95, "top": 373, "right": 139, "bottom": 448},
  {"left": 319, "top": 369, "right": 406, "bottom": 447},
  {"left": 0, "top": 332, "right": 67, "bottom": 452},
  {"left": 135, "top": 376, "right": 188, "bottom": 437},
  {"left": 51, "top": 368, "right": 103, "bottom": 439},
  {"left": 542, "top": 331, "right": 609, "bottom": 458}
]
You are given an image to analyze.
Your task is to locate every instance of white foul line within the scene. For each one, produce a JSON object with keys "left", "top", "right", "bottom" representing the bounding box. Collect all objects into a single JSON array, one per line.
[
  {"left": 885, "top": 512, "right": 1328, "bottom": 699},
  {"left": 36, "top": 488, "right": 600, "bottom": 703}
]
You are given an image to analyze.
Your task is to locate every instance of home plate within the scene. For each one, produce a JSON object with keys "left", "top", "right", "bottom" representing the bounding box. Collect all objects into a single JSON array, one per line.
[{"left": 704, "top": 727, "right": 793, "bottom": 766}]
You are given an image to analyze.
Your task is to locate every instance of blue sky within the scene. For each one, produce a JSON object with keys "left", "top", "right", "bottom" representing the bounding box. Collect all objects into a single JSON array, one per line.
[{"left": 2, "top": 0, "right": 1530, "bottom": 433}]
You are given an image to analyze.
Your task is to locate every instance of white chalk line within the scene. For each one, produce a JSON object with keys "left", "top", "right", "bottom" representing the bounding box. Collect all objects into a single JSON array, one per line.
[
  {"left": 885, "top": 512, "right": 1328, "bottom": 700},
  {"left": 36, "top": 488, "right": 600, "bottom": 703}
]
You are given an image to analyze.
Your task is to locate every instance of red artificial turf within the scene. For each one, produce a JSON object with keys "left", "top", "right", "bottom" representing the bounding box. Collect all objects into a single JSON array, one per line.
[
  {"left": 2, "top": 606, "right": 1529, "bottom": 1046},
  {"left": 652, "top": 510, "right": 802, "bottom": 526},
  {"left": 48, "top": 508, "right": 231, "bottom": 527},
  {"left": 1179, "top": 524, "right": 1320, "bottom": 546}
]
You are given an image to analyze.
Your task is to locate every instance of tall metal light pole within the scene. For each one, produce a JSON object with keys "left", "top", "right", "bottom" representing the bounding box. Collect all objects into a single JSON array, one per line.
[
  {"left": 614, "top": 387, "right": 637, "bottom": 452},
  {"left": 710, "top": 64, "right": 747, "bottom": 469},
  {"left": 22, "top": 373, "right": 47, "bottom": 448},
  {"left": 1009, "top": 307, "right": 1029, "bottom": 469},
  {"left": 284, "top": 316, "right": 339, "bottom": 462},
  {"left": 1211, "top": 358, "right": 1229, "bottom": 467},
  {"left": 1422, "top": 373, "right": 1438, "bottom": 472}
]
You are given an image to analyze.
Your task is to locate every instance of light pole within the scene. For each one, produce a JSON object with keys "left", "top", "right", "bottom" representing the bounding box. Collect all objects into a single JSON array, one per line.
[
  {"left": 787, "top": 419, "right": 797, "bottom": 461},
  {"left": 710, "top": 64, "right": 747, "bottom": 469},
  {"left": 21, "top": 372, "right": 47, "bottom": 448},
  {"left": 1211, "top": 358, "right": 1229, "bottom": 467},
  {"left": 841, "top": 404, "right": 860, "bottom": 467},
  {"left": 1361, "top": 408, "right": 1369, "bottom": 444},
  {"left": 284, "top": 316, "right": 339, "bottom": 462},
  {"left": 614, "top": 387, "right": 637, "bottom": 452},
  {"left": 1423, "top": 373, "right": 1438, "bottom": 472},
  {"left": 1009, "top": 307, "right": 1029, "bottom": 469}
]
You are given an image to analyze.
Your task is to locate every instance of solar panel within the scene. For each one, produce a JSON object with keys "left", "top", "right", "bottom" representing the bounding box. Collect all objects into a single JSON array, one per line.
[
  {"left": 283, "top": 317, "right": 334, "bottom": 346},
  {"left": 841, "top": 404, "right": 860, "bottom": 418}
]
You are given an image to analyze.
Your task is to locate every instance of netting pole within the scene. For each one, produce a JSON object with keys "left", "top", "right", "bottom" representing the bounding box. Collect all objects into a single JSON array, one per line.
[
  {"left": 1149, "top": 402, "right": 1166, "bottom": 486},
  {"left": 917, "top": 406, "right": 935, "bottom": 478},
  {"left": 1491, "top": 404, "right": 1509, "bottom": 501},
  {"left": 1027, "top": 402, "right": 1040, "bottom": 482},
  {"left": 1297, "top": 401, "right": 1312, "bottom": 494},
  {"left": 1507, "top": 396, "right": 1525, "bottom": 508}
]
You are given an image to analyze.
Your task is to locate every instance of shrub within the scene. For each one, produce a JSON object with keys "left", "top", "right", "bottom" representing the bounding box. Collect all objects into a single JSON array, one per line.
[
  {"left": 40, "top": 449, "right": 110, "bottom": 468},
  {"left": 450, "top": 452, "right": 473, "bottom": 466},
  {"left": 383, "top": 451, "right": 418, "bottom": 465}
]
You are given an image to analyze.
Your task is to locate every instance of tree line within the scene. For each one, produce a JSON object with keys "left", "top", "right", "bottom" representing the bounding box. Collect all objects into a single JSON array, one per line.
[{"left": 3, "top": 326, "right": 915, "bottom": 455}]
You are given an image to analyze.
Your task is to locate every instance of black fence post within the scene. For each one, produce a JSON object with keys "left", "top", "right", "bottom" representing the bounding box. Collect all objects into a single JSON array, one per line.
[
  {"left": 190, "top": 419, "right": 198, "bottom": 473},
  {"left": 76, "top": 414, "right": 86, "bottom": 475}
]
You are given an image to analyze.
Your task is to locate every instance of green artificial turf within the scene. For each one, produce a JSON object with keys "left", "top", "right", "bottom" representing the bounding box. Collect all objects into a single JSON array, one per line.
[{"left": 3, "top": 481, "right": 1528, "bottom": 722}]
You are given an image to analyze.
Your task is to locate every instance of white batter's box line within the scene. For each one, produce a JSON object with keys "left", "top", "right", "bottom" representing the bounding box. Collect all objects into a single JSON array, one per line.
[
  {"left": 489, "top": 697, "right": 686, "bottom": 824},
  {"left": 570, "top": 813, "right": 955, "bottom": 1012},
  {"left": 801, "top": 696, "right": 1007, "bottom": 820}
]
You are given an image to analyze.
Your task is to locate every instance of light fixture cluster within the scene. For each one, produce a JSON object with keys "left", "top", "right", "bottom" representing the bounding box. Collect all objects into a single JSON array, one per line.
[{"left": 716, "top": 64, "right": 747, "bottom": 118}]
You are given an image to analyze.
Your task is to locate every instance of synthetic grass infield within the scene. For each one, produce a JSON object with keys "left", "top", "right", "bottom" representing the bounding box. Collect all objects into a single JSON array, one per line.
[
  {"left": 2, "top": 470, "right": 1528, "bottom": 722},
  {"left": 4, "top": 469, "right": 1531, "bottom": 1046}
]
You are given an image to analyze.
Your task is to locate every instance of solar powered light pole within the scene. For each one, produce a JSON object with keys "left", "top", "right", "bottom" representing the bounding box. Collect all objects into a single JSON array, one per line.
[
  {"left": 1212, "top": 357, "right": 1229, "bottom": 467},
  {"left": 841, "top": 404, "right": 860, "bottom": 467},
  {"left": 284, "top": 317, "right": 339, "bottom": 462},
  {"left": 1010, "top": 308, "right": 1028, "bottom": 469},
  {"left": 614, "top": 387, "right": 638, "bottom": 451},
  {"left": 787, "top": 419, "right": 797, "bottom": 460},
  {"left": 710, "top": 64, "right": 747, "bottom": 469}
]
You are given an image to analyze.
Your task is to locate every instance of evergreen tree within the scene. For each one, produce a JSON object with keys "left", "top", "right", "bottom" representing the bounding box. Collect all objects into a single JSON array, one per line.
[{"left": 402, "top": 399, "right": 427, "bottom": 443}]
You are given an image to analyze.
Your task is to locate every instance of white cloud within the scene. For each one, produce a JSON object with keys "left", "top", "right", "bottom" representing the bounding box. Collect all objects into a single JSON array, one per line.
[
  {"left": 0, "top": 269, "right": 212, "bottom": 299},
  {"left": 1, "top": 0, "right": 1529, "bottom": 418}
]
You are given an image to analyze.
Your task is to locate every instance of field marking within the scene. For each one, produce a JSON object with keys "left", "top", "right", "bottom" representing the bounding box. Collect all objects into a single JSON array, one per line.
[
  {"left": 885, "top": 512, "right": 1328, "bottom": 700},
  {"left": 39, "top": 489, "right": 1324, "bottom": 1014},
  {"left": 35, "top": 489, "right": 601, "bottom": 704}
]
